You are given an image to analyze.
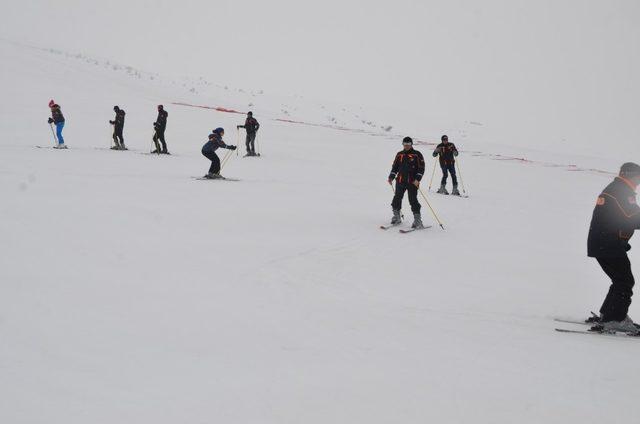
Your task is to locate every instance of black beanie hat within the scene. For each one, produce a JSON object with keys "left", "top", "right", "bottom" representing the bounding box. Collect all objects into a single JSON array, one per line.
[
  {"left": 620, "top": 162, "right": 640, "bottom": 177},
  {"left": 441, "top": 135, "right": 448, "bottom": 141},
  {"left": 402, "top": 137, "right": 413, "bottom": 145}
]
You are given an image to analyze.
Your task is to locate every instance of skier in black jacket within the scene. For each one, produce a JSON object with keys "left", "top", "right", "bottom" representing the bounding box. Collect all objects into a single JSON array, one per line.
[
  {"left": 587, "top": 162, "right": 640, "bottom": 332},
  {"left": 109, "top": 106, "right": 126, "bottom": 150},
  {"left": 152, "top": 104, "right": 169, "bottom": 154},
  {"left": 432, "top": 135, "right": 460, "bottom": 195},
  {"left": 237, "top": 111, "right": 260, "bottom": 156},
  {"left": 388, "top": 137, "right": 426, "bottom": 228},
  {"left": 201, "top": 128, "right": 237, "bottom": 179}
]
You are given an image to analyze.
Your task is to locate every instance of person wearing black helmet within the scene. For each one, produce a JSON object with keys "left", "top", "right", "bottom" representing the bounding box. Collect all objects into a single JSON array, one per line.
[
  {"left": 109, "top": 106, "right": 126, "bottom": 150},
  {"left": 152, "top": 104, "right": 169, "bottom": 154},
  {"left": 388, "top": 137, "right": 426, "bottom": 229},
  {"left": 201, "top": 128, "right": 237, "bottom": 179},
  {"left": 237, "top": 111, "right": 260, "bottom": 156},
  {"left": 432, "top": 135, "right": 460, "bottom": 195},
  {"left": 587, "top": 162, "right": 640, "bottom": 333}
]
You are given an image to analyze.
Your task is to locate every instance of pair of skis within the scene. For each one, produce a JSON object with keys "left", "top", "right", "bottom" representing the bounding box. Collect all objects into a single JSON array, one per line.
[
  {"left": 193, "top": 176, "right": 240, "bottom": 182},
  {"left": 380, "top": 223, "right": 432, "bottom": 233},
  {"left": 435, "top": 192, "right": 469, "bottom": 199},
  {"left": 554, "top": 314, "right": 640, "bottom": 338}
]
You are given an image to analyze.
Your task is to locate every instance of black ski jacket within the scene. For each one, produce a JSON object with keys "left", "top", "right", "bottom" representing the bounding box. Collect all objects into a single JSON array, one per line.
[
  {"left": 202, "top": 133, "right": 229, "bottom": 153},
  {"left": 389, "top": 148, "right": 425, "bottom": 184},
  {"left": 154, "top": 110, "right": 168, "bottom": 131},
  {"left": 433, "top": 142, "right": 458, "bottom": 166},
  {"left": 588, "top": 177, "right": 640, "bottom": 257},
  {"left": 50, "top": 105, "right": 65, "bottom": 123},
  {"left": 239, "top": 117, "right": 260, "bottom": 134},
  {"left": 111, "top": 109, "right": 126, "bottom": 128}
]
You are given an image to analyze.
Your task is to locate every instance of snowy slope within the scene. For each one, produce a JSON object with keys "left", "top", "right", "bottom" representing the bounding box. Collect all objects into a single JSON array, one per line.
[{"left": 1, "top": 40, "right": 639, "bottom": 424}]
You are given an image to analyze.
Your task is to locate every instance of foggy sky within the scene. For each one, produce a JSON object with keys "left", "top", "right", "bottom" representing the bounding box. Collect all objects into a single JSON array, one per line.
[{"left": 3, "top": 0, "right": 639, "bottom": 151}]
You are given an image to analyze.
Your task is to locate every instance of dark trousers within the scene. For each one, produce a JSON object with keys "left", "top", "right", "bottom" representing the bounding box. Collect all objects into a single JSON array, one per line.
[
  {"left": 597, "top": 255, "right": 635, "bottom": 321},
  {"left": 113, "top": 127, "right": 124, "bottom": 146},
  {"left": 202, "top": 149, "right": 221, "bottom": 175},
  {"left": 246, "top": 132, "right": 256, "bottom": 153},
  {"left": 153, "top": 129, "right": 167, "bottom": 152},
  {"left": 441, "top": 163, "right": 457, "bottom": 186},
  {"left": 391, "top": 182, "right": 421, "bottom": 213}
]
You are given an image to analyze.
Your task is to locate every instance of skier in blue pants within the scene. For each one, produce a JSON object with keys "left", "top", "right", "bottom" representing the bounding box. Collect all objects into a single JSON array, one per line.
[{"left": 47, "top": 99, "right": 66, "bottom": 148}]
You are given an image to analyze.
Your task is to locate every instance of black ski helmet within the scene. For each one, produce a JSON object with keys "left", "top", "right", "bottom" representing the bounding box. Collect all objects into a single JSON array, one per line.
[
  {"left": 441, "top": 135, "right": 448, "bottom": 141},
  {"left": 620, "top": 162, "right": 640, "bottom": 177},
  {"left": 247, "top": 111, "right": 253, "bottom": 116},
  {"left": 402, "top": 137, "right": 413, "bottom": 145},
  {"left": 157, "top": 104, "right": 164, "bottom": 111},
  {"left": 114, "top": 106, "right": 120, "bottom": 111}
]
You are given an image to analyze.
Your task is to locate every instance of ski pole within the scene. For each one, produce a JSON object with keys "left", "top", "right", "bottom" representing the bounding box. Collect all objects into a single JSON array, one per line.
[
  {"left": 456, "top": 159, "right": 467, "bottom": 195},
  {"left": 109, "top": 124, "right": 114, "bottom": 149},
  {"left": 48, "top": 122, "right": 58, "bottom": 145},
  {"left": 428, "top": 157, "right": 437, "bottom": 191},
  {"left": 418, "top": 187, "right": 445, "bottom": 230},
  {"left": 236, "top": 127, "right": 240, "bottom": 157},
  {"left": 256, "top": 133, "right": 260, "bottom": 156},
  {"left": 219, "top": 148, "right": 234, "bottom": 172}
]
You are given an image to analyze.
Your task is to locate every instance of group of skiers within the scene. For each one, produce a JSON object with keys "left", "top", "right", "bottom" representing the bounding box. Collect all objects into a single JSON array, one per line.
[
  {"left": 387, "top": 135, "right": 460, "bottom": 229},
  {"left": 386, "top": 134, "right": 640, "bottom": 334},
  {"left": 46, "top": 101, "right": 262, "bottom": 176},
  {"left": 47, "top": 99, "right": 640, "bottom": 333}
]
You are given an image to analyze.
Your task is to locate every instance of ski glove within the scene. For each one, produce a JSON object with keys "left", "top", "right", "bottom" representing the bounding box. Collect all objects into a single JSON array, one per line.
[
  {"left": 48, "top": 118, "right": 54, "bottom": 124},
  {"left": 109, "top": 120, "right": 115, "bottom": 125},
  {"left": 454, "top": 151, "right": 458, "bottom": 156},
  {"left": 228, "top": 145, "right": 237, "bottom": 150}
]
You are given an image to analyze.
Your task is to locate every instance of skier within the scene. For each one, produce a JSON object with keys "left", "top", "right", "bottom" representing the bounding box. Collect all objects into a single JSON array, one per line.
[
  {"left": 587, "top": 162, "right": 640, "bottom": 333},
  {"left": 388, "top": 137, "right": 425, "bottom": 228},
  {"left": 152, "top": 104, "right": 169, "bottom": 154},
  {"left": 201, "top": 128, "right": 237, "bottom": 179},
  {"left": 237, "top": 111, "right": 260, "bottom": 156},
  {"left": 109, "top": 106, "right": 126, "bottom": 150},
  {"left": 47, "top": 99, "right": 67, "bottom": 149},
  {"left": 432, "top": 135, "right": 460, "bottom": 195}
]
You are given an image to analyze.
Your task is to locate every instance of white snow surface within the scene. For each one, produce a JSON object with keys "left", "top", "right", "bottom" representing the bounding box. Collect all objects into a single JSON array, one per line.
[{"left": 1, "top": 40, "right": 639, "bottom": 424}]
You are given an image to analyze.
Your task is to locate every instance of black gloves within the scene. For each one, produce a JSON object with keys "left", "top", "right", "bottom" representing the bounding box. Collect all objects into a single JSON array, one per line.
[
  {"left": 109, "top": 120, "right": 115, "bottom": 125},
  {"left": 454, "top": 151, "right": 459, "bottom": 157},
  {"left": 47, "top": 118, "right": 54, "bottom": 124},
  {"left": 228, "top": 145, "right": 237, "bottom": 150}
]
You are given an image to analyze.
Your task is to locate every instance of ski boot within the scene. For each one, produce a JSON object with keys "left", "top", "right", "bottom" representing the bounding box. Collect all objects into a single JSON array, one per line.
[
  {"left": 53, "top": 143, "right": 67, "bottom": 149},
  {"left": 204, "top": 173, "right": 223, "bottom": 179},
  {"left": 411, "top": 212, "right": 425, "bottom": 229},
  {"left": 390, "top": 209, "right": 402, "bottom": 225},
  {"left": 599, "top": 316, "right": 639, "bottom": 333},
  {"left": 452, "top": 185, "right": 461, "bottom": 196},
  {"left": 437, "top": 184, "right": 449, "bottom": 195}
]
